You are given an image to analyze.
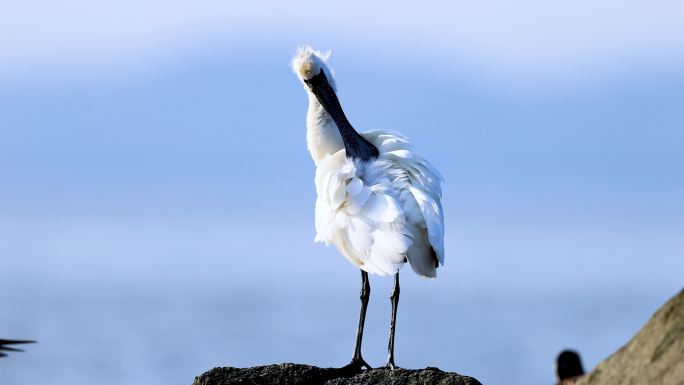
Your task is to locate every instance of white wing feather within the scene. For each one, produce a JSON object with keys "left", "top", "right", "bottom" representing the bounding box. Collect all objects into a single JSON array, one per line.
[{"left": 314, "top": 130, "right": 445, "bottom": 277}]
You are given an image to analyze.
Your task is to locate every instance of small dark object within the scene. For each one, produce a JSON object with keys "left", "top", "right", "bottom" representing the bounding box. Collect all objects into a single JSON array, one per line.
[
  {"left": 556, "top": 349, "right": 585, "bottom": 381},
  {"left": 0, "top": 339, "right": 36, "bottom": 358}
]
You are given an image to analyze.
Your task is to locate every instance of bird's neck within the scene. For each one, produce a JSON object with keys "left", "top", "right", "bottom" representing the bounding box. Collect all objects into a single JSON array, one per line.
[
  {"left": 305, "top": 92, "right": 345, "bottom": 165},
  {"left": 305, "top": 91, "right": 378, "bottom": 165}
]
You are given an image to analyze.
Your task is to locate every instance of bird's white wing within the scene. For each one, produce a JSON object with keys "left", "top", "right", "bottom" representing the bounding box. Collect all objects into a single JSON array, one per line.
[
  {"left": 314, "top": 150, "right": 413, "bottom": 276},
  {"left": 365, "top": 130, "right": 445, "bottom": 267},
  {"left": 314, "top": 131, "right": 445, "bottom": 277}
]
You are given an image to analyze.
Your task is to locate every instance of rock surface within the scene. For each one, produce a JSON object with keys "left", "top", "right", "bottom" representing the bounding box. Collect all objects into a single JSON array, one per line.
[
  {"left": 193, "top": 363, "right": 482, "bottom": 385},
  {"left": 579, "top": 288, "right": 684, "bottom": 385}
]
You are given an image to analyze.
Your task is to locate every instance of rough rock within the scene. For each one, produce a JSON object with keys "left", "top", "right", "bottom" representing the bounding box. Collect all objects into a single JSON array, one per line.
[
  {"left": 192, "top": 363, "right": 482, "bottom": 385},
  {"left": 579, "top": 288, "right": 684, "bottom": 385}
]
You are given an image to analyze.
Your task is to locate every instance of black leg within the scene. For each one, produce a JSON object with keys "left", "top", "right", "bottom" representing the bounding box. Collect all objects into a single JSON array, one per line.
[
  {"left": 340, "top": 270, "right": 371, "bottom": 373},
  {"left": 386, "top": 272, "right": 400, "bottom": 369}
]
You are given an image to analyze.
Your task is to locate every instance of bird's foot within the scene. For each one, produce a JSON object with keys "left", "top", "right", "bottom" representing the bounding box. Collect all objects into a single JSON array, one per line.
[
  {"left": 338, "top": 357, "right": 372, "bottom": 374},
  {"left": 385, "top": 361, "right": 399, "bottom": 370}
]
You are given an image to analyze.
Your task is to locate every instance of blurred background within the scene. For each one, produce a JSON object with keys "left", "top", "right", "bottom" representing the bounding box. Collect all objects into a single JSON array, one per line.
[{"left": 1, "top": 1, "right": 682, "bottom": 384}]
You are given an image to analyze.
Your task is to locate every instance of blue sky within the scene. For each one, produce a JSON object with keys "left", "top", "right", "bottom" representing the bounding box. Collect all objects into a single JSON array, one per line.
[
  {"left": 2, "top": 41, "right": 682, "bottom": 287},
  {"left": 1, "top": 0, "right": 683, "bottom": 289}
]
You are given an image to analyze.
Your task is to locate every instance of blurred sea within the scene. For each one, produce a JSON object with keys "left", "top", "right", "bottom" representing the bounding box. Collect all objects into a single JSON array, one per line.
[{"left": 0, "top": 278, "right": 676, "bottom": 385}]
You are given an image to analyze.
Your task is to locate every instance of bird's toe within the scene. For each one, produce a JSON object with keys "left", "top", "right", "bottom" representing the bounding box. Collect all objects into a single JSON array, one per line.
[{"left": 338, "top": 358, "right": 372, "bottom": 374}]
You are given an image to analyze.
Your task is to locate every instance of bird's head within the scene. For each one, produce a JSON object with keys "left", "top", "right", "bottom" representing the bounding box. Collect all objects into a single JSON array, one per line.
[
  {"left": 292, "top": 46, "right": 336, "bottom": 91},
  {"left": 291, "top": 46, "right": 379, "bottom": 161}
]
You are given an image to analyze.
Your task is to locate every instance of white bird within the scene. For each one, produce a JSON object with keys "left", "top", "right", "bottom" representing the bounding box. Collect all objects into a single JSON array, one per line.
[{"left": 292, "top": 47, "right": 445, "bottom": 371}]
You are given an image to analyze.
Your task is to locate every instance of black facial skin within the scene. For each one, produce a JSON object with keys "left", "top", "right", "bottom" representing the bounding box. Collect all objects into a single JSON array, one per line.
[{"left": 304, "top": 70, "right": 379, "bottom": 161}]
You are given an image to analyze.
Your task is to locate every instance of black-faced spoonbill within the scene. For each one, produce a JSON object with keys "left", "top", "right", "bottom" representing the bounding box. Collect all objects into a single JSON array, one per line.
[{"left": 292, "top": 47, "right": 445, "bottom": 371}]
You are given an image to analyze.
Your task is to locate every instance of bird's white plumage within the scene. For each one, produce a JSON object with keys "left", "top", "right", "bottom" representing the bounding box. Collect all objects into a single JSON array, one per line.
[
  {"left": 291, "top": 46, "right": 334, "bottom": 85},
  {"left": 293, "top": 46, "right": 445, "bottom": 278},
  {"left": 314, "top": 130, "right": 444, "bottom": 277}
]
